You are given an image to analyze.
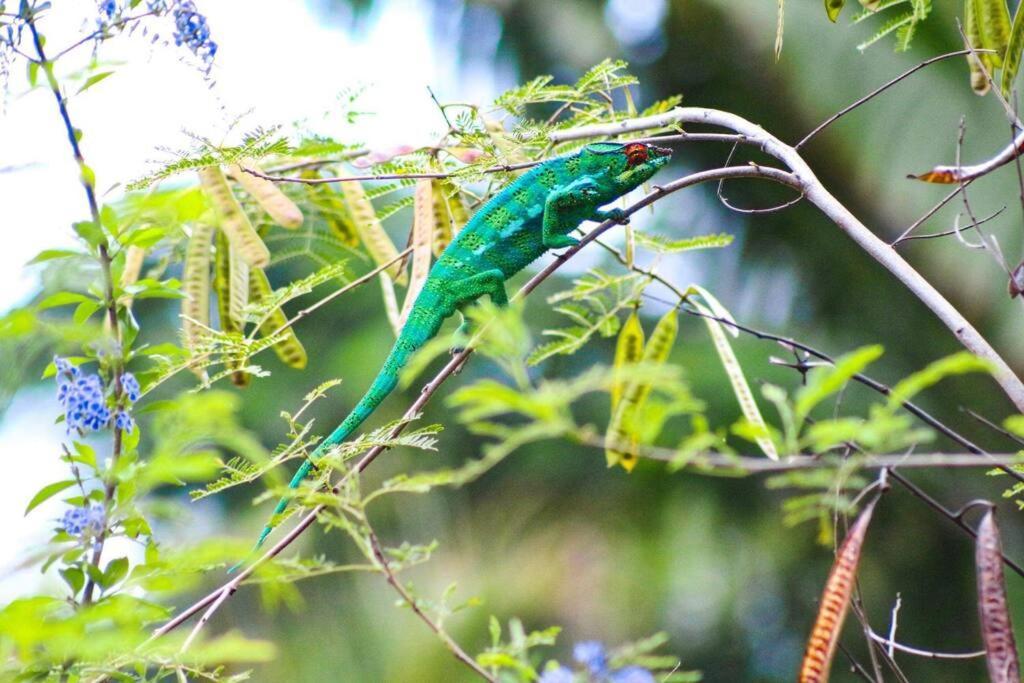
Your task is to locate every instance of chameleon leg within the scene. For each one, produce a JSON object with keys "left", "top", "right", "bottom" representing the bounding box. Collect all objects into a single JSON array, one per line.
[
  {"left": 592, "top": 207, "right": 629, "bottom": 224},
  {"left": 542, "top": 178, "right": 601, "bottom": 250},
  {"left": 448, "top": 269, "right": 508, "bottom": 356},
  {"left": 450, "top": 311, "right": 473, "bottom": 355}
]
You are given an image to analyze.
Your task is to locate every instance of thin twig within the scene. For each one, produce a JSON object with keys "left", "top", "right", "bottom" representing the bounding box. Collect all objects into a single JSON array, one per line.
[
  {"left": 891, "top": 181, "right": 976, "bottom": 245},
  {"left": 367, "top": 530, "right": 494, "bottom": 682},
  {"left": 796, "top": 49, "right": 986, "bottom": 149},
  {"left": 892, "top": 206, "right": 1003, "bottom": 245},
  {"left": 867, "top": 630, "right": 985, "bottom": 660}
]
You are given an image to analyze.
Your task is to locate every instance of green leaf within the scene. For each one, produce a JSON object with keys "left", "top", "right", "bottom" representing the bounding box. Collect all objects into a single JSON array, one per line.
[
  {"left": 634, "top": 231, "right": 733, "bottom": 254},
  {"left": 26, "top": 249, "right": 81, "bottom": 265},
  {"left": 886, "top": 351, "right": 992, "bottom": 409},
  {"left": 37, "top": 291, "right": 91, "bottom": 310},
  {"left": 72, "top": 219, "right": 103, "bottom": 247},
  {"left": 73, "top": 299, "right": 102, "bottom": 325},
  {"left": 825, "top": 0, "right": 847, "bottom": 21},
  {"left": 103, "top": 556, "right": 129, "bottom": 586},
  {"left": 25, "top": 480, "right": 76, "bottom": 515},
  {"left": 76, "top": 70, "right": 113, "bottom": 94},
  {"left": 60, "top": 567, "right": 84, "bottom": 595},
  {"left": 794, "top": 345, "right": 883, "bottom": 421}
]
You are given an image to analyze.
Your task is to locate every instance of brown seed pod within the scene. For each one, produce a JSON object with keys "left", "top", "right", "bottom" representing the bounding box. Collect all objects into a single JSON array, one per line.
[
  {"left": 976, "top": 508, "right": 1021, "bottom": 683},
  {"left": 799, "top": 501, "right": 876, "bottom": 683}
]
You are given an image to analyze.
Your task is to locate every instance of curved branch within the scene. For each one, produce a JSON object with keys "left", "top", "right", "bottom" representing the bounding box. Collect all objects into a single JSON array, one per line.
[{"left": 658, "top": 107, "right": 1024, "bottom": 413}]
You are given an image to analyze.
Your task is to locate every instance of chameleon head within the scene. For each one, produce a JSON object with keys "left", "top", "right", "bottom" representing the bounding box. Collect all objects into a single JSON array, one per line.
[{"left": 580, "top": 141, "right": 672, "bottom": 193}]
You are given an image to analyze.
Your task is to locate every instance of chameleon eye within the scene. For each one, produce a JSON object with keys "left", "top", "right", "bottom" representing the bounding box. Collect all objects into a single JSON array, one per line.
[{"left": 624, "top": 143, "right": 648, "bottom": 167}]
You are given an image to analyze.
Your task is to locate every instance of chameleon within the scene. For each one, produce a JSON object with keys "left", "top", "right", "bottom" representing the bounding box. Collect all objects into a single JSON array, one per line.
[{"left": 249, "top": 140, "right": 672, "bottom": 554}]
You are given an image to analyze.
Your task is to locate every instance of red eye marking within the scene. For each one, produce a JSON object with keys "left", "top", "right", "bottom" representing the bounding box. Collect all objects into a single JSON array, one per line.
[{"left": 624, "top": 143, "right": 648, "bottom": 167}]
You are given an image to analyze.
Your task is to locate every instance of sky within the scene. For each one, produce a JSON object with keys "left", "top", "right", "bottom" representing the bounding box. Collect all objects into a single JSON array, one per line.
[{"left": 0, "top": 0, "right": 485, "bottom": 601}]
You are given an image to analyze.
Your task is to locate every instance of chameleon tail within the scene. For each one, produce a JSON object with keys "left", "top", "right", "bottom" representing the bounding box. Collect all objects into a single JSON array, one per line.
[{"left": 232, "top": 303, "right": 444, "bottom": 572}]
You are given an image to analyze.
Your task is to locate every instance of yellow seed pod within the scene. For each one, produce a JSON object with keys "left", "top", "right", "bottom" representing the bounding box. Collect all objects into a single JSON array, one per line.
[
  {"left": 182, "top": 222, "right": 214, "bottom": 377},
  {"left": 249, "top": 267, "right": 307, "bottom": 370},
  {"left": 303, "top": 170, "right": 360, "bottom": 247},
  {"left": 119, "top": 245, "right": 145, "bottom": 310},
  {"left": 611, "top": 309, "right": 645, "bottom": 409},
  {"left": 431, "top": 179, "right": 469, "bottom": 254},
  {"left": 340, "top": 179, "right": 406, "bottom": 284},
  {"left": 198, "top": 166, "right": 270, "bottom": 268},
  {"left": 213, "top": 230, "right": 250, "bottom": 387},
  {"left": 606, "top": 308, "right": 678, "bottom": 471},
  {"left": 966, "top": 0, "right": 995, "bottom": 94},
  {"left": 228, "top": 161, "right": 304, "bottom": 229}
]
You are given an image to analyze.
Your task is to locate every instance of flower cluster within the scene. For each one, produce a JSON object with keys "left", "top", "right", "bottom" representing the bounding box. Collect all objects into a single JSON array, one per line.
[
  {"left": 56, "top": 358, "right": 110, "bottom": 434},
  {"left": 54, "top": 357, "right": 139, "bottom": 434},
  {"left": 172, "top": 1, "right": 217, "bottom": 68},
  {"left": 539, "top": 642, "right": 656, "bottom": 683},
  {"left": 98, "top": 0, "right": 117, "bottom": 19},
  {"left": 60, "top": 504, "right": 105, "bottom": 537}
]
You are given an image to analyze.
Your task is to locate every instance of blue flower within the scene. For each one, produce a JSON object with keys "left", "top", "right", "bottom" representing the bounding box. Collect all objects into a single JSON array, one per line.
[
  {"left": 61, "top": 505, "right": 105, "bottom": 537},
  {"left": 98, "top": 0, "right": 116, "bottom": 17},
  {"left": 172, "top": 1, "right": 217, "bottom": 67},
  {"left": 56, "top": 365, "right": 111, "bottom": 434},
  {"left": 538, "top": 666, "right": 574, "bottom": 683},
  {"left": 609, "top": 666, "right": 656, "bottom": 683},
  {"left": 121, "top": 372, "right": 140, "bottom": 403},
  {"left": 573, "top": 641, "right": 608, "bottom": 676},
  {"left": 114, "top": 410, "right": 135, "bottom": 434}
]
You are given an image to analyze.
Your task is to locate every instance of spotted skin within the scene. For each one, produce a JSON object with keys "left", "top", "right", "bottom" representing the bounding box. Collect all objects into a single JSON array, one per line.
[{"left": 249, "top": 141, "right": 672, "bottom": 553}]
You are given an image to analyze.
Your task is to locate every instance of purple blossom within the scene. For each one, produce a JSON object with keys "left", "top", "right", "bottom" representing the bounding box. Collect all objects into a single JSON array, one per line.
[
  {"left": 121, "top": 372, "right": 140, "bottom": 403},
  {"left": 538, "top": 667, "right": 574, "bottom": 683},
  {"left": 114, "top": 410, "right": 135, "bottom": 434},
  {"left": 573, "top": 641, "right": 608, "bottom": 676},
  {"left": 61, "top": 504, "right": 105, "bottom": 537},
  {"left": 54, "top": 357, "right": 111, "bottom": 434},
  {"left": 609, "top": 666, "right": 656, "bottom": 683},
  {"left": 172, "top": 1, "right": 217, "bottom": 67}
]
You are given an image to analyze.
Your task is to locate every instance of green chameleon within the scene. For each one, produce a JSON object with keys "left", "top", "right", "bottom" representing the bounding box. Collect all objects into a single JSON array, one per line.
[{"left": 249, "top": 140, "right": 672, "bottom": 554}]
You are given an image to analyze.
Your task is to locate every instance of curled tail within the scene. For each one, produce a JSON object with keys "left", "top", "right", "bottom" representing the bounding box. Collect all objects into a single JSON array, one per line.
[{"left": 238, "top": 304, "right": 444, "bottom": 568}]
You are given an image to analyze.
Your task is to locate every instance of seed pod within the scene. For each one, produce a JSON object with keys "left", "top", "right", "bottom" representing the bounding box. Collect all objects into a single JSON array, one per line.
[
  {"left": 612, "top": 310, "right": 645, "bottom": 409},
  {"left": 431, "top": 179, "right": 469, "bottom": 255},
  {"left": 966, "top": 0, "right": 995, "bottom": 95},
  {"left": 198, "top": 166, "right": 270, "bottom": 268},
  {"left": 340, "top": 179, "right": 406, "bottom": 284},
  {"left": 605, "top": 308, "right": 677, "bottom": 471},
  {"left": 249, "top": 267, "right": 307, "bottom": 370},
  {"left": 227, "top": 162, "right": 304, "bottom": 229},
  {"left": 182, "top": 222, "right": 214, "bottom": 376},
  {"left": 214, "top": 230, "right": 249, "bottom": 387},
  {"left": 119, "top": 245, "right": 145, "bottom": 309},
  {"left": 976, "top": 508, "right": 1020, "bottom": 683},
  {"left": 304, "top": 170, "right": 360, "bottom": 247},
  {"left": 1001, "top": 2, "right": 1024, "bottom": 98},
  {"left": 379, "top": 272, "right": 402, "bottom": 338},
  {"left": 400, "top": 180, "right": 434, "bottom": 324},
  {"left": 974, "top": 0, "right": 1011, "bottom": 68},
  {"left": 799, "top": 501, "right": 876, "bottom": 683}
]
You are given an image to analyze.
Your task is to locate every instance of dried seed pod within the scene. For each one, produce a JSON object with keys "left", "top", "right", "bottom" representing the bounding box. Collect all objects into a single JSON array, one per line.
[
  {"left": 227, "top": 161, "right": 304, "bottom": 229},
  {"left": 976, "top": 508, "right": 1020, "bottom": 683},
  {"left": 400, "top": 180, "right": 434, "bottom": 323},
  {"left": 198, "top": 166, "right": 271, "bottom": 268},
  {"left": 799, "top": 501, "right": 876, "bottom": 683}
]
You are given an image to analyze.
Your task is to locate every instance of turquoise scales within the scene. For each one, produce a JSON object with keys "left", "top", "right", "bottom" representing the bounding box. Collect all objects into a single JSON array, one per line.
[{"left": 249, "top": 141, "right": 672, "bottom": 553}]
